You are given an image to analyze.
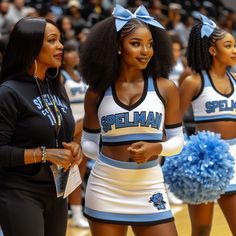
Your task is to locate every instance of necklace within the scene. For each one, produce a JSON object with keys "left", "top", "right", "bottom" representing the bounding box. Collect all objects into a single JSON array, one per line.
[{"left": 34, "top": 76, "right": 62, "bottom": 147}]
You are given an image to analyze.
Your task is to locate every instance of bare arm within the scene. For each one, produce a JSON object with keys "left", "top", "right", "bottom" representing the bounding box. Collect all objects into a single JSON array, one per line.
[
  {"left": 178, "top": 66, "right": 192, "bottom": 88},
  {"left": 24, "top": 141, "right": 82, "bottom": 172},
  {"left": 158, "top": 78, "right": 182, "bottom": 126},
  {"left": 128, "top": 79, "right": 184, "bottom": 162},
  {"left": 83, "top": 88, "right": 101, "bottom": 130},
  {"left": 179, "top": 73, "right": 201, "bottom": 117}
]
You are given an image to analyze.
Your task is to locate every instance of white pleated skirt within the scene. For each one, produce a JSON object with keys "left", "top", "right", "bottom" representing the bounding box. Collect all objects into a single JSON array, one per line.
[
  {"left": 225, "top": 138, "right": 236, "bottom": 194},
  {"left": 84, "top": 153, "right": 174, "bottom": 225}
]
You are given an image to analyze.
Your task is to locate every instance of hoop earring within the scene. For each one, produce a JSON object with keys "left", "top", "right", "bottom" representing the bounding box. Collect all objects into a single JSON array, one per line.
[
  {"left": 33, "top": 59, "right": 38, "bottom": 77},
  {"left": 46, "top": 67, "right": 59, "bottom": 79}
]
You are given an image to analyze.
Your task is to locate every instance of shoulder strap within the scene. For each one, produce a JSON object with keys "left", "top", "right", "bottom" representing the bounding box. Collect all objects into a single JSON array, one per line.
[{"left": 61, "top": 70, "right": 72, "bottom": 82}]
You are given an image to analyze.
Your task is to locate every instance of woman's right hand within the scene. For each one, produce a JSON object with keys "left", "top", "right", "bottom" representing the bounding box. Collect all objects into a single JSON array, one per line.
[
  {"left": 128, "top": 141, "right": 162, "bottom": 164},
  {"left": 46, "top": 148, "right": 75, "bottom": 171}
]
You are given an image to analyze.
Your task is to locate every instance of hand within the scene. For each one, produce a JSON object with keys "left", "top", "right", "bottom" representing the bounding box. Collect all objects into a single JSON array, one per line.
[
  {"left": 46, "top": 148, "right": 75, "bottom": 172},
  {"left": 127, "top": 141, "right": 160, "bottom": 164},
  {"left": 62, "top": 141, "right": 83, "bottom": 167}
]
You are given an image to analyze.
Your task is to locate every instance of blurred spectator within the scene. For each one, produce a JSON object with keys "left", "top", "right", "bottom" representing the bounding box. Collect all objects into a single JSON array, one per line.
[
  {"left": 81, "top": 0, "right": 110, "bottom": 27},
  {"left": 174, "top": 13, "right": 195, "bottom": 49},
  {"left": 56, "top": 15, "right": 78, "bottom": 47},
  {"left": 166, "top": 3, "right": 193, "bottom": 48},
  {"left": 75, "top": 25, "right": 90, "bottom": 52},
  {"left": 166, "top": 3, "right": 184, "bottom": 30},
  {"left": 148, "top": 0, "right": 165, "bottom": 22},
  {"left": 0, "top": 0, "right": 12, "bottom": 39},
  {"left": 5, "top": 0, "right": 34, "bottom": 24},
  {"left": 61, "top": 41, "right": 87, "bottom": 122},
  {"left": 168, "top": 32, "right": 187, "bottom": 87},
  {"left": 50, "top": 0, "right": 65, "bottom": 20},
  {"left": 38, "top": 4, "right": 57, "bottom": 21},
  {"left": 168, "top": 31, "right": 194, "bottom": 137},
  {"left": 66, "top": 0, "right": 87, "bottom": 29},
  {"left": 101, "top": 0, "right": 127, "bottom": 12},
  {"left": 219, "top": 10, "right": 236, "bottom": 39}
]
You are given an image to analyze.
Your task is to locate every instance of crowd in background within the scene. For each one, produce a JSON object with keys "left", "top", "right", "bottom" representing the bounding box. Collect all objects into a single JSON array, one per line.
[{"left": 0, "top": 0, "right": 236, "bottom": 61}]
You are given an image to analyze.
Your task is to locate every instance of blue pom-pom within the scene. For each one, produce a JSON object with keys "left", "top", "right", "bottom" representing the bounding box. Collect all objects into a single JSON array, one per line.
[{"left": 162, "top": 131, "right": 235, "bottom": 204}]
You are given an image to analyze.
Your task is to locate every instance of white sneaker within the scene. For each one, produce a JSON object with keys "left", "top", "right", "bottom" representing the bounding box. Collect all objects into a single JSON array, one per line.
[
  {"left": 71, "top": 216, "right": 89, "bottom": 228},
  {"left": 167, "top": 190, "right": 183, "bottom": 205}
]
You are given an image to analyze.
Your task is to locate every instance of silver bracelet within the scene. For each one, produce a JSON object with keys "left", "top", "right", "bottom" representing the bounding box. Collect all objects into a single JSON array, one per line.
[{"left": 41, "top": 146, "right": 47, "bottom": 163}]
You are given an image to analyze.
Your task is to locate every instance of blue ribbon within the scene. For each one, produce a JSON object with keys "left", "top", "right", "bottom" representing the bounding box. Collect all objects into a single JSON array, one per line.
[
  {"left": 200, "top": 14, "right": 217, "bottom": 38},
  {"left": 112, "top": 4, "right": 165, "bottom": 32}
]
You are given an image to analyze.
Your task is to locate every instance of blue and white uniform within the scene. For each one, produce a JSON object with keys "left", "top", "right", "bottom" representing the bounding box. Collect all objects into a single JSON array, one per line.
[
  {"left": 192, "top": 70, "right": 236, "bottom": 123},
  {"left": 84, "top": 77, "right": 175, "bottom": 225},
  {"left": 62, "top": 70, "right": 88, "bottom": 121},
  {"left": 192, "top": 70, "right": 236, "bottom": 194},
  {"left": 169, "top": 58, "right": 185, "bottom": 87},
  {"left": 98, "top": 77, "right": 165, "bottom": 145}
]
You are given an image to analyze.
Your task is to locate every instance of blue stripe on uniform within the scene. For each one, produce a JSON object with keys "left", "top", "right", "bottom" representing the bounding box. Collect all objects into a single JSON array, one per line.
[
  {"left": 84, "top": 207, "right": 173, "bottom": 222},
  {"left": 194, "top": 114, "right": 236, "bottom": 121},
  {"left": 202, "top": 70, "right": 211, "bottom": 87},
  {"left": 225, "top": 184, "right": 236, "bottom": 193},
  {"left": 99, "top": 153, "right": 158, "bottom": 169},
  {"left": 224, "top": 138, "right": 236, "bottom": 145},
  {"left": 102, "top": 133, "right": 163, "bottom": 143},
  {"left": 104, "top": 86, "right": 112, "bottom": 96},
  {"left": 147, "top": 77, "right": 155, "bottom": 91}
]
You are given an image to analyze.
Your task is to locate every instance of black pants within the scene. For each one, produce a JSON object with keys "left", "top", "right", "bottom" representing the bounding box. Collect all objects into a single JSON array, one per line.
[{"left": 0, "top": 188, "right": 68, "bottom": 236}]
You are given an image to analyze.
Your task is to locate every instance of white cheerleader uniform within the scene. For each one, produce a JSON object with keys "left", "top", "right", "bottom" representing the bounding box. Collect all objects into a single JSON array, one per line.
[
  {"left": 192, "top": 70, "right": 236, "bottom": 194},
  {"left": 62, "top": 70, "right": 88, "bottom": 121},
  {"left": 84, "top": 77, "right": 176, "bottom": 225}
]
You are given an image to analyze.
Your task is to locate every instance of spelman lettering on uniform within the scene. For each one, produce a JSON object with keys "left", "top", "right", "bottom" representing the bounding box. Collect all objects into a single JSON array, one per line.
[
  {"left": 192, "top": 70, "right": 236, "bottom": 122},
  {"left": 206, "top": 100, "right": 236, "bottom": 113},
  {"left": 97, "top": 77, "right": 165, "bottom": 144},
  {"left": 101, "top": 111, "right": 163, "bottom": 132}
]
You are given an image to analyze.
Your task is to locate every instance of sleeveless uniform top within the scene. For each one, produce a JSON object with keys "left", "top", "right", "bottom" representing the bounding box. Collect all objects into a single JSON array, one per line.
[
  {"left": 97, "top": 77, "right": 165, "bottom": 145},
  {"left": 62, "top": 69, "right": 88, "bottom": 121},
  {"left": 169, "top": 58, "right": 185, "bottom": 87},
  {"left": 192, "top": 70, "right": 236, "bottom": 123}
]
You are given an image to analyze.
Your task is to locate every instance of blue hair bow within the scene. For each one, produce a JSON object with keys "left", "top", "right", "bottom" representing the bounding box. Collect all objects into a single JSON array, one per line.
[
  {"left": 112, "top": 4, "right": 165, "bottom": 32},
  {"left": 200, "top": 14, "right": 217, "bottom": 38}
]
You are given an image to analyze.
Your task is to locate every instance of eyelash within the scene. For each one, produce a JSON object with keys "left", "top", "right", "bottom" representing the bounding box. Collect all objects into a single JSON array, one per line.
[
  {"left": 131, "top": 42, "right": 153, "bottom": 48},
  {"left": 48, "top": 39, "right": 56, "bottom": 43}
]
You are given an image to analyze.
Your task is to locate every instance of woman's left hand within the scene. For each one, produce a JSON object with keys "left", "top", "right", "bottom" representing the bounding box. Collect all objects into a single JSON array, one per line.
[
  {"left": 127, "top": 141, "right": 161, "bottom": 164},
  {"left": 62, "top": 141, "right": 83, "bottom": 167}
]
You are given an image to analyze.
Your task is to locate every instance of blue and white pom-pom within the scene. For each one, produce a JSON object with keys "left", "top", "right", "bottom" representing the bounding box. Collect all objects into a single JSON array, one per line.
[{"left": 162, "top": 131, "right": 235, "bottom": 204}]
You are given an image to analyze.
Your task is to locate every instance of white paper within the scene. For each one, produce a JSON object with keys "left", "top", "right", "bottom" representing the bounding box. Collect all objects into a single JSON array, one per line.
[
  {"left": 63, "top": 165, "right": 82, "bottom": 198},
  {"left": 50, "top": 164, "right": 69, "bottom": 198}
]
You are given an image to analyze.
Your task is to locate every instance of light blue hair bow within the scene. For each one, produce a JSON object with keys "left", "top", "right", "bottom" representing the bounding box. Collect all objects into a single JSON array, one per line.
[
  {"left": 200, "top": 14, "right": 217, "bottom": 38},
  {"left": 112, "top": 4, "right": 165, "bottom": 32}
]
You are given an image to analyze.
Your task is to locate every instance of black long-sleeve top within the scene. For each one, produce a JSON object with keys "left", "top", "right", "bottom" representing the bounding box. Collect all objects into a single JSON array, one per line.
[{"left": 0, "top": 73, "right": 75, "bottom": 194}]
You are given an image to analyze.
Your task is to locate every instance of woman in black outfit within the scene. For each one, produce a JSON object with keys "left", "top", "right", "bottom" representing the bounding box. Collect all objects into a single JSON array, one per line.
[{"left": 0, "top": 17, "right": 82, "bottom": 236}]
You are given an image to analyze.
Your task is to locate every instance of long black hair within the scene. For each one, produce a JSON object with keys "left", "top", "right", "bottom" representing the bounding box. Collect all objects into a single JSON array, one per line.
[
  {"left": 187, "top": 20, "right": 226, "bottom": 73},
  {"left": 80, "top": 15, "right": 173, "bottom": 92},
  {"left": 0, "top": 17, "right": 62, "bottom": 94}
]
